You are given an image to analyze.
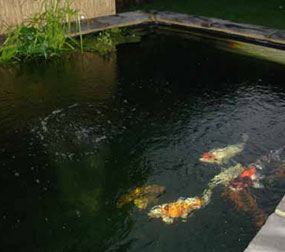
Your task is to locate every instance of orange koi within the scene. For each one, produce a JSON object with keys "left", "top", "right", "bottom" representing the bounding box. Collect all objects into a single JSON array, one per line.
[
  {"left": 240, "top": 167, "right": 256, "bottom": 180},
  {"left": 222, "top": 189, "right": 266, "bottom": 228},
  {"left": 148, "top": 197, "right": 203, "bottom": 224}
]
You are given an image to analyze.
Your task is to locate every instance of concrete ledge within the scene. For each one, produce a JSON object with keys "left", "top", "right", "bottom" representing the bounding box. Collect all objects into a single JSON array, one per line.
[
  {"left": 72, "top": 11, "right": 154, "bottom": 36},
  {"left": 276, "top": 195, "right": 285, "bottom": 213},
  {"left": 1, "top": 10, "right": 285, "bottom": 50},
  {"left": 244, "top": 195, "right": 285, "bottom": 252},
  {"left": 71, "top": 10, "right": 285, "bottom": 49},
  {"left": 154, "top": 11, "right": 285, "bottom": 48}
]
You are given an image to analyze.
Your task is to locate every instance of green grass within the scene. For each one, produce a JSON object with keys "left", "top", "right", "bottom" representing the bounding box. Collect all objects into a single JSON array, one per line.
[{"left": 127, "top": 0, "right": 285, "bottom": 29}]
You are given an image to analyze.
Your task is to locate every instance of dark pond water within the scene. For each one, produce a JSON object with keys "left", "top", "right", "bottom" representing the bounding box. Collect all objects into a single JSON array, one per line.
[{"left": 1, "top": 33, "right": 285, "bottom": 252}]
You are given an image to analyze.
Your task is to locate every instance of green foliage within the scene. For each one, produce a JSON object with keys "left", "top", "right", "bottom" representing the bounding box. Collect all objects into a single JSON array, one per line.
[
  {"left": 0, "top": 0, "right": 142, "bottom": 64},
  {"left": 84, "top": 29, "right": 122, "bottom": 56},
  {"left": 84, "top": 28, "right": 141, "bottom": 56},
  {"left": 0, "top": 0, "right": 82, "bottom": 64},
  {"left": 93, "top": 31, "right": 117, "bottom": 55}
]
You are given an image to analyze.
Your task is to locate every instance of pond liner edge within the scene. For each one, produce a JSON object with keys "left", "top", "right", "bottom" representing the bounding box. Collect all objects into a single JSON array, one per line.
[
  {"left": 74, "top": 10, "right": 285, "bottom": 50},
  {"left": 1, "top": 11, "right": 285, "bottom": 50}
]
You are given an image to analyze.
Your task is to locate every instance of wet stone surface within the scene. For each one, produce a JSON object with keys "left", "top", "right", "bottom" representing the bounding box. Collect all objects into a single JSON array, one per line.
[
  {"left": 71, "top": 11, "right": 285, "bottom": 47},
  {"left": 1, "top": 11, "right": 285, "bottom": 48},
  {"left": 244, "top": 210, "right": 285, "bottom": 252},
  {"left": 276, "top": 195, "right": 285, "bottom": 212}
]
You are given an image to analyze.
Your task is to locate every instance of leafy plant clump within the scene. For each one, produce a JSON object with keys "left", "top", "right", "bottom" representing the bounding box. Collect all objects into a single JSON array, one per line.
[
  {"left": 84, "top": 28, "right": 141, "bottom": 56},
  {"left": 0, "top": 0, "right": 83, "bottom": 64}
]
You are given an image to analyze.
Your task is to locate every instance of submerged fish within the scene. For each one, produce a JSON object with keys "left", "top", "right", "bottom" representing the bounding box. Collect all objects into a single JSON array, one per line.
[
  {"left": 231, "top": 146, "right": 285, "bottom": 189},
  {"left": 117, "top": 185, "right": 166, "bottom": 210},
  {"left": 148, "top": 197, "right": 203, "bottom": 224},
  {"left": 200, "top": 163, "right": 244, "bottom": 205},
  {"left": 230, "top": 166, "right": 264, "bottom": 190},
  {"left": 208, "top": 163, "right": 245, "bottom": 188},
  {"left": 200, "top": 134, "right": 248, "bottom": 165},
  {"left": 222, "top": 189, "right": 266, "bottom": 228}
]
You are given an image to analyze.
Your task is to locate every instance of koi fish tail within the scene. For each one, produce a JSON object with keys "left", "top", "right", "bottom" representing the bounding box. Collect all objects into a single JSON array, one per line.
[
  {"left": 202, "top": 188, "right": 213, "bottom": 206},
  {"left": 254, "top": 211, "right": 267, "bottom": 228}
]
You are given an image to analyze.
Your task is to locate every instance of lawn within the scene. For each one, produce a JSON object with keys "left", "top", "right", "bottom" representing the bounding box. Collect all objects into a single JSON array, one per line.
[{"left": 127, "top": 0, "right": 285, "bottom": 30}]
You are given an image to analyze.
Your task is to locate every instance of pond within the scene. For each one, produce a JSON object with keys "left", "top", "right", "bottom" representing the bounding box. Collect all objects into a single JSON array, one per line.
[{"left": 1, "top": 31, "right": 285, "bottom": 252}]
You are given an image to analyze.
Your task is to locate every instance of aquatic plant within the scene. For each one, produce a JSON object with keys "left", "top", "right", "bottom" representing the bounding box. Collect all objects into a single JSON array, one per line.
[
  {"left": 84, "top": 28, "right": 141, "bottom": 56},
  {"left": 0, "top": 0, "right": 83, "bottom": 64},
  {"left": 92, "top": 31, "right": 117, "bottom": 55}
]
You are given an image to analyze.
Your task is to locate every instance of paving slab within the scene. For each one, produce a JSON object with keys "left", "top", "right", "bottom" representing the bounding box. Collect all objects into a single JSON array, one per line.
[
  {"left": 276, "top": 195, "right": 285, "bottom": 213},
  {"left": 244, "top": 195, "right": 285, "bottom": 252},
  {"left": 72, "top": 11, "right": 154, "bottom": 36},
  {"left": 1, "top": 10, "right": 285, "bottom": 49},
  {"left": 72, "top": 10, "right": 285, "bottom": 48},
  {"left": 154, "top": 11, "right": 285, "bottom": 46}
]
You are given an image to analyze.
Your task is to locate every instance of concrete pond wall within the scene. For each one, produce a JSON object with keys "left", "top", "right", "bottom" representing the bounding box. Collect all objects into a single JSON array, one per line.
[{"left": 0, "top": 0, "right": 116, "bottom": 33}]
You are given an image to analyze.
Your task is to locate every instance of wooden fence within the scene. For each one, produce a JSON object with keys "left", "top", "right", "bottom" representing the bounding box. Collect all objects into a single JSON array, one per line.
[{"left": 0, "top": 0, "right": 116, "bottom": 33}]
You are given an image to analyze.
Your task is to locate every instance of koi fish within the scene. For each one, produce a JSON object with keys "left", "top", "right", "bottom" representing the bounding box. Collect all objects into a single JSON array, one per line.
[
  {"left": 199, "top": 163, "right": 244, "bottom": 207},
  {"left": 222, "top": 164, "right": 267, "bottom": 228},
  {"left": 222, "top": 189, "right": 266, "bottom": 228},
  {"left": 117, "top": 185, "right": 166, "bottom": 210},
  {"left": 231, "top": 146, "right": 285, "bottom": 190},
  {"left": 200, "top": 134, "right": 248, "bottom": 164},
  {"left": 208, "top": 163, "right": 245, "bottom": 188},
  {"left": 229, "top": 166, "right": 263, "bottom": 191},
  {"left": 148, "top": 197, "right": 203, "bottom": 224}
]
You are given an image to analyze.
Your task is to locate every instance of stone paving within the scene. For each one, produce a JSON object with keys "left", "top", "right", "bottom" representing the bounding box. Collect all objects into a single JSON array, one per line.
[
  {"left": 2, "top": 10, "right": 285, "bottom": 49},
  {"left": 244, "top": 195, "right": 285, "bottom": 252},
  {"left": 72, "top": 10, "right": 285, "bottom": 48}
]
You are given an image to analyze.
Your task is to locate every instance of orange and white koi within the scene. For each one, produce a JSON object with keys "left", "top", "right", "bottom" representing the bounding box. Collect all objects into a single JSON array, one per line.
[
  {"left": 200, "top": 134, "right": 248, "bottom": 164},
  {"left": 148, "top": 197, "right": 204, "bottom": 224}
]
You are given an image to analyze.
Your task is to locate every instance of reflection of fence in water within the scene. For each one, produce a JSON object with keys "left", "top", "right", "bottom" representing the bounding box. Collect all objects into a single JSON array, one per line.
[{"left": 0, "top": 0, "right": 116, "bottom": 33}]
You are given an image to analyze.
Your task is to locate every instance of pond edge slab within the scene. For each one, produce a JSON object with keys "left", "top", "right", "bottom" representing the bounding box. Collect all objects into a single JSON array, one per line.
[
  {"left": 244, "top": 195, "right": 285, "bottom": 252},
  {"left": 1, "top": 10, "right": 285, "bottom": 49},
  {"left": 70, "top": 10, "right": 285, "bottom": 49}
]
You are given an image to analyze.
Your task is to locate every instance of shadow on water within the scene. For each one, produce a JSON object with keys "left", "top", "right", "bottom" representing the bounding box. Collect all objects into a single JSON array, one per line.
[{"left": 0, "top": 33, "right": 285, "bottom": 252}]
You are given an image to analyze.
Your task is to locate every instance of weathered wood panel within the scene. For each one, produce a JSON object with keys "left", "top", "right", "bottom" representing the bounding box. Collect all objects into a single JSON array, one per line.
[{"left": 0, "top": 0, "right": 116, "bottom": 33}]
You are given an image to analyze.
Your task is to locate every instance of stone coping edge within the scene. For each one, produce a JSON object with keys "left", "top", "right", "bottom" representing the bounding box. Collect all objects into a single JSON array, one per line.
[
  {"left": 244, "top": 195, "right": 285, "bottom": 252},
  {"left": 73, "top": 10, "right": 285, "bottom": 49},
  {"left": 1, "top": 10, "right": 285, "bottom": 49}
]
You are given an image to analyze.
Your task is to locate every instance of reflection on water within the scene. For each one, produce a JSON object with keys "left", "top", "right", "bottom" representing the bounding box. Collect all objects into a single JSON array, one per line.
[{"left": 0, "top": 33, "right": 285, "bottom": 252}]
